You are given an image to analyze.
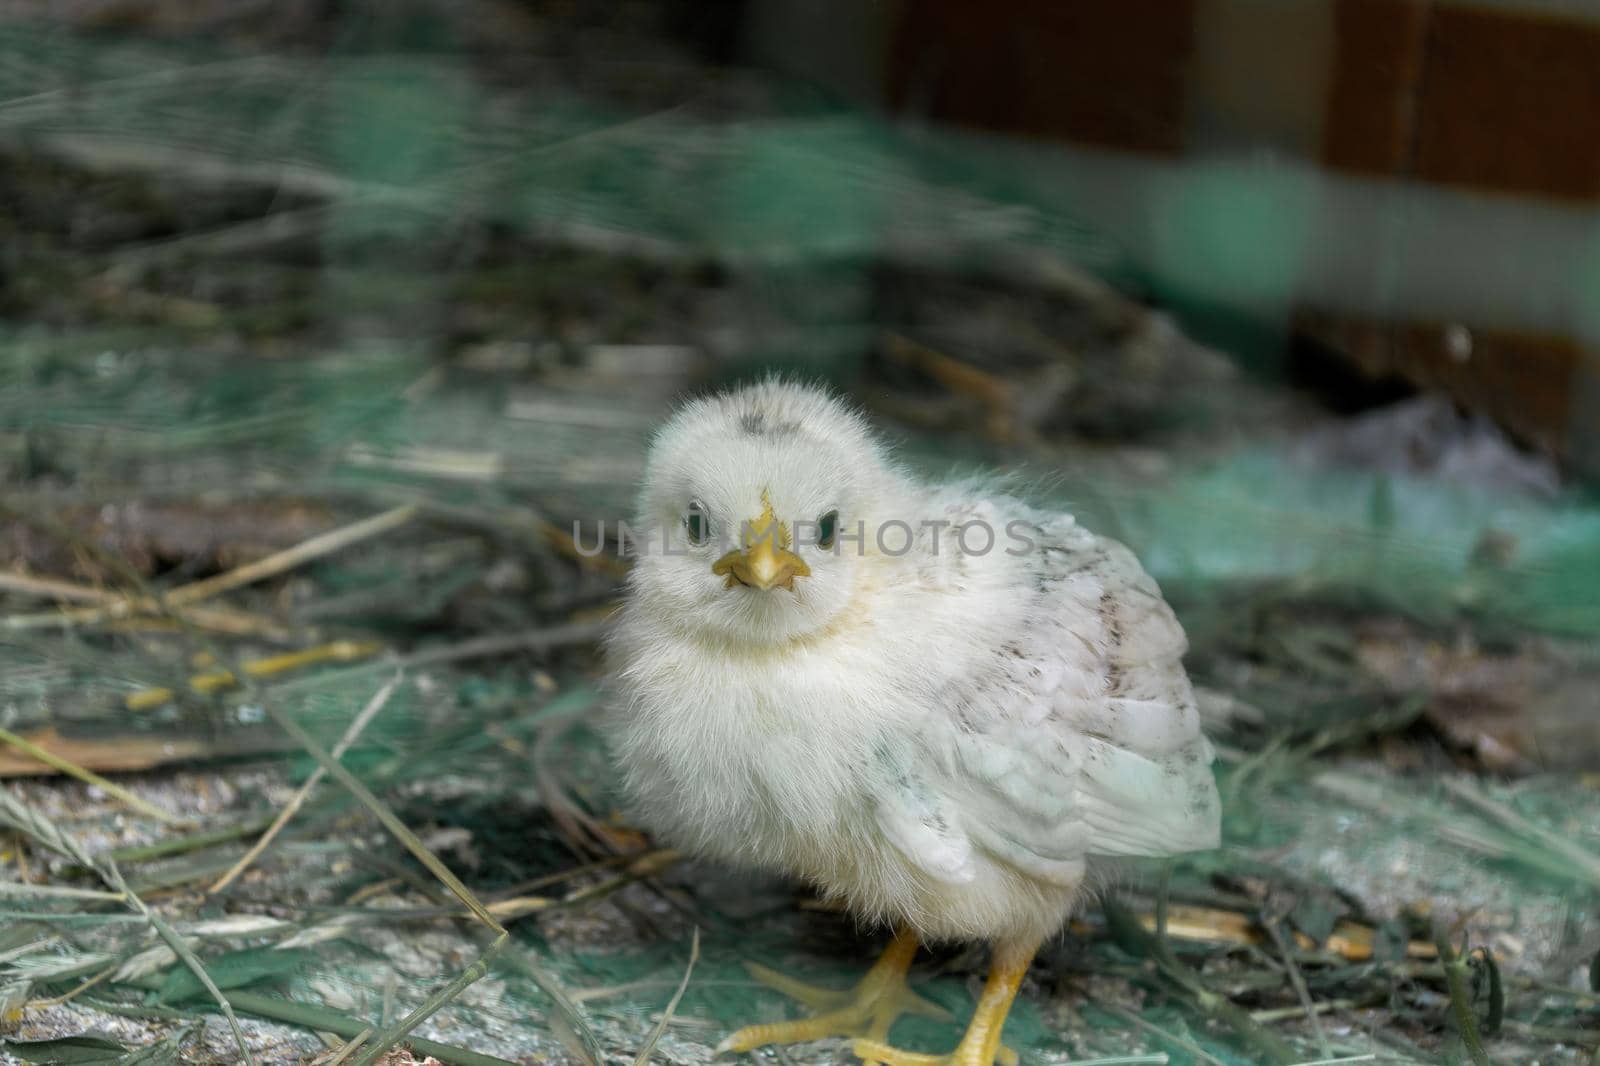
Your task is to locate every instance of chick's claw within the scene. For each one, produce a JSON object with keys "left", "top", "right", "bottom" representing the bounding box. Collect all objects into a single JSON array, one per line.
[
  {"left": 743, "top": 960, "right": 949, "bottom": 1024},
  {"left": 717, "top": 930, "right": 949, "bottom": 1058},
  {"left": 850, "top": 939, "right": 1031, "bottom": 1066}
]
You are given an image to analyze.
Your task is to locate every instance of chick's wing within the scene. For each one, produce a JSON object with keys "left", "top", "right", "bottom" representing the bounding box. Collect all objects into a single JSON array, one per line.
[{"left": 876, "top": 525, "right": 1220, "bottom": 886}]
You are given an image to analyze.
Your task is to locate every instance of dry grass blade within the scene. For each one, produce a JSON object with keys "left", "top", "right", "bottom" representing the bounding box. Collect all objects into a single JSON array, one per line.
[
  {"left": 0, "top": 883, "right": 126, "bottom": 901},
  {"left": 1262, "top": 917, "right": 1332, "bottom": 1060},
  {"left": 1251, "top": 1000, "right": 1362, "bottom": 1024},
  {"left": 487, "top": 849, "right": 683, "bottom": 921},
  {"left": 317, "top": 1026, "right": 373, "bottom": 1066},
  {"left": 0, "top": 568, "right": 294, "bottom": 639},
  {"left": 209, "top": 673, "right": 403, "bottom": 893},
  {"left": 632, "top": 927, "right": 700, "bottom": 1066},
  {"left": 0, "top": 569, "right": 119, "bottom": 602},
  {"left": 0, "top": 790, "right": 256, "bottom": 1065},
  {"left": 29, "top": 964, "right": 118, "bottom": 1008},
  {"left": 163, "top": 504, "right": 420, "bottom": 607},
  {"left": 0, "top": 727, "right": 179, "bottom": 822},
  {"left": 109, "top": 816, "right": 277, "bottom": 863},
  {"left": 394, "top": 621, "right": 609, "bottom": 669}
]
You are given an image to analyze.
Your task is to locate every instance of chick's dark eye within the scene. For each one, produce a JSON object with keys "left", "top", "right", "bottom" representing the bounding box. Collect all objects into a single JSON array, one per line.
[
  {"left": 685, "top": 502, "right": 710, "bottom": 545},
  {"left": 817, "top": 509, "right": 839, "bottom": 549}
]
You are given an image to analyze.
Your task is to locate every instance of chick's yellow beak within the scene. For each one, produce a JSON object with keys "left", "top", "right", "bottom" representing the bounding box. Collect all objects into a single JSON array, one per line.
[{"left": 712, "top": 490, "right": 811, "bottom": 592}]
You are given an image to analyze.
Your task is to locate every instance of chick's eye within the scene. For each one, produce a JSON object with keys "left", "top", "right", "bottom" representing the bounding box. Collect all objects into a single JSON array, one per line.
[
  {"left": 685, "top": 502, "right": 710, "bottom": 545},
  {"left": 817, "top": 509, "right": 839, "bottom": 550}
]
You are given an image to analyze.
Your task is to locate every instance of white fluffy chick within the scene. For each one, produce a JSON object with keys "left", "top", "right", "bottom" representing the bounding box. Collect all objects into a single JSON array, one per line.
[{"left": 604, "top": 380, "right": 1220, "bottom": 1066}]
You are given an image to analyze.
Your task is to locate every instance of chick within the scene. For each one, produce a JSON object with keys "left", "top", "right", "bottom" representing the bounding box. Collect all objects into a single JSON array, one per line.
[{"left": 604, "top": 380, "right": 1220, "bottom": 1065}]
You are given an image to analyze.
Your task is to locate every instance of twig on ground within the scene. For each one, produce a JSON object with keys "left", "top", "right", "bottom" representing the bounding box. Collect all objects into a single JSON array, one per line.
[
  {"left": 392, "top": 621, "right": 608, "bottom": 669},
  {"left": 632, "top": 927, "right": 700, "bottom": 1066}
]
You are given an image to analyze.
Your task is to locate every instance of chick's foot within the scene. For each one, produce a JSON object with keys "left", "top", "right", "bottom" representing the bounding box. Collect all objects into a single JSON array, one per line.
[
  {"left": 851, "top": 936, "right": 1034, "bottom": 1066},
  {"left": 717, "top": 927, "right": 951, "bottom": 1061}
]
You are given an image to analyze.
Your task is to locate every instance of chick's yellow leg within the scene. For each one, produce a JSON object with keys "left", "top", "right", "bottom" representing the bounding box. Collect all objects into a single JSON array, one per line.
[
  {"left": 717, "top": 927, "right": 948, "bottom": 1056},
  {"left": 852, "top": 937, "right": 1036, "bottom": 1066}
]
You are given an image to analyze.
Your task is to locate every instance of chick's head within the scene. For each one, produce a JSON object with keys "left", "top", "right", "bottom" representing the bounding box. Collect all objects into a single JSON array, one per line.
[{"left": 628, "top": 381, "right": 898, "bottom": 646}]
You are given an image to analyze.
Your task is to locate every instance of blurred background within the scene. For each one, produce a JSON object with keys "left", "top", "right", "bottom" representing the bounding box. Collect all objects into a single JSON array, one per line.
[{"left": 1, "top": 2, "right": 1598, "bottom": 1064}]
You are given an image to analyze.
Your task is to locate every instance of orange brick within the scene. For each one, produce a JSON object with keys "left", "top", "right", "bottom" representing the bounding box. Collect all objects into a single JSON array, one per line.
[
  {"left": 886, "top": 0, "right": 1196, "bottom": 154},
  {"left": 1323, "top": 0, "right": 1429, "bottom": 176},
  {"left": 1416, "top": 6, "right": 1600, "bottom": 202}
]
